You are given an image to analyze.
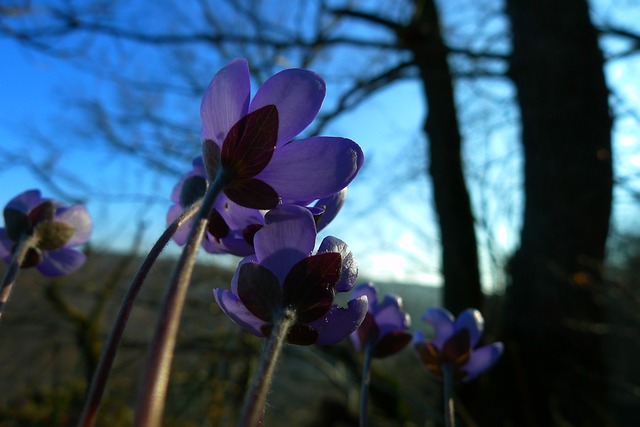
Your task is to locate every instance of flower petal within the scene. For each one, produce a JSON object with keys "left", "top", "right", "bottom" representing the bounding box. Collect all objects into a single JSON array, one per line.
[
  {"left": 314, "top": 188, "right": 347, "bottom": 231},
  {"left": 455, "top": 309, "right": 484, "bottom": 348},
  {"left": 55, "top": 205, "right": 92, "bottom": 246},
  {"left": 201, "top": 58, "right": 250, "bottom": 144},
  {"left": 373, "top": 330, "right": 412, "bottom": 358},
  {"left": 375, "top": 294, "right": 410, "bottom": 336},
  {"left": 250, "top": 68, "right": 325, "bottom": 146},
  {"left": 6, "top": 189, "right": 43, "bottom": 213},
  {"left": 237, "top": 262, "right": 283, "bottom": 322},
  {"left": 421, "top": 307, "right": 455, "bottom": 348},
  {"left": 463, "top": 342, "right": 504, "bottom": 382},
  {"left": 37, "top": 248, "right": 86, "bottom": 277},
  {"left": 256, "top": 136, "right": 363, "bottom": 203},
  {"left": 311, "top": 296, "right": 368, "bottom": 346},
  {"left": 317, "top": 236, "right": 357, "bottom": 292},
  {"left": 0, "top": 228, "right": 12, "bottom": 262},
  {"left": 351, "top": 283, "right": 378, "bottom": 312},
  {"left": 254, "top": 205, "right": 316, "bottom": 283},
  {"left": 214, "top": 288, "right": 266, "bottom": 337}
]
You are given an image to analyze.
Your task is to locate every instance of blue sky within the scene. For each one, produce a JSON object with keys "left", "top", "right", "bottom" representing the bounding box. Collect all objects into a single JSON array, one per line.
[{"left": 2, "top": 0, "right": 640, "bottom": 291}]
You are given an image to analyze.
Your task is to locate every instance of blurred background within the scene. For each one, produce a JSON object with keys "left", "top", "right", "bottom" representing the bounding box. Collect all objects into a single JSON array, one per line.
[{"left": 1, "top": 0, "right": 640, "bottom": 425}]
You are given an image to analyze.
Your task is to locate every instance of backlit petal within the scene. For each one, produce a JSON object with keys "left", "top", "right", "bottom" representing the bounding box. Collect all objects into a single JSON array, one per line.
[
  {"left": 37, "top": 248, "right": 86, "bottom": 277},
  {"left": 311, "top": 296, "right": 368, "bottom": 346},
  {"left": 214, "top": 288, "right": 266, "bottom": 337},
  {"left": 250, "top": 68, "right": 325, "bottom": 146}
]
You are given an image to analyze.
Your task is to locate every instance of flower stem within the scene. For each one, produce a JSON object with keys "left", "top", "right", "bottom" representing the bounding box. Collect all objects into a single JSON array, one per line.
[
  {"left": 134, "top": 171, "right": 229, "bottom": 427},
  {"left": 237, "top": 310, "right": 296, "bottom": 427},
  {"left": 359, "top": 343, "right": 374, "bottom": 427},
  {"left": 76, "top": 200, "right": 202, "bottom": 427},
  {"left": 0, "top": 234, "right": 38, "bottom": 322},
  {"left": 443, "top": 363, "right": 456, "bottom": 427}
]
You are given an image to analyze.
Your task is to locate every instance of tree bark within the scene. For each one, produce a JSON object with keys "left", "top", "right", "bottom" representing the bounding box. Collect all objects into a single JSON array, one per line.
[
  {"left": 403, "top": 0, "right": 483, "bottom": 315},
  {"left": 496, "top": 0, "right": 613, "bottom": 425}
]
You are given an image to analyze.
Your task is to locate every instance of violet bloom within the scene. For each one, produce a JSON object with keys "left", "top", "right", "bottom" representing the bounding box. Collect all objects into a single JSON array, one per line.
[
  {"left": 214, "top": 204, "right": 367, "bottom": 345},
  {"left": 200, "top": 58, "right": 363, "bottom": 209},
  {"left": 0, "top": 190, "right": 91, "bottom": 277},
  {"left": 350, "top": 282, "right": 412, "bottom": 358},
  {"left": 167, "top": 156, "right": 349, "bottom": 257},
  {"left": 414, "top": 307, "right": 503, "bottom": 382}
]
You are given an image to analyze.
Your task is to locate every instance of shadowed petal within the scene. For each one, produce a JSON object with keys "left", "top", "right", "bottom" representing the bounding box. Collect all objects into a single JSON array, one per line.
[
  {"left": 373, "top": 330, "right": 413, "bottom": 358},
  {"left": 352, "top": 283, "right": 378, "bottom": 312},
  {"left": 311, "top": 296, "right": 368, "bottom": 346},
  {"left": 214, "top": 288, "right": 266, "bottom": 337},
  {"left": 455, "top": 309, "right": 485, "bottom": 348},
  {"left": 422, "top": 307, "right": 455, "bottom": 348},
  {"left": 37, "top": 248, "right": 86, "bottom": 277},
  {"left": 6, "top": 189, "right": 42, "bottom": 213},
  {"left": 56, "top": 205, "right": 92, "bottom": 246},
  {"left": 0, "top": 229, "right": 12, "bottom": 261},
  {"left": 318, "top": 236, "right": 357, "bottom": 292},
  {"left": 282, "top": 253, "right": 340, "bottom": 323},
  {"left": 314, "top": 189, "right": 347, "bottom": 231},
  {"left": 231, "top": 256, "right": 257, "bottom": 293},
  {"left": 463, "top": 342, "right": 504, "bottom": 382},
  {"left": 254, "top": 205, "right": 316, "bottom": 283},
  {"left": 224, "top": 178, "right": 279, "bottom": 210},
  {"left": 250, "top": 68, "right": 325, "bottom": 147},
  {"left": 256, "top": 136, "right": 363, "bottom": 203},
  {"left": 201, "top": 58, "right": 250, "bottom": 144},
  {"left": 237, "top": 262, "right": 283, "bottom": 322}
]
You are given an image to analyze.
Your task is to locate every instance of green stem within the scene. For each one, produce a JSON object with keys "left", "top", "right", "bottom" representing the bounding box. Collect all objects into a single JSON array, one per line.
[
  {"left": 237, "top": 310, "right": 296, "bottom": 427},
  {"left": 359, "top": 343, "right": 374, "bottom": 427},
  {"left": 77, "top": 200, "right": 202, "bottom": 427},
  {"left": 134, "top": 171, "right": 229, "bottom": 427},
  {"left": 443, "top": 363, "right": 456, "bottom": 427},
  {"left": 0, "top": 234, "right": 38, "bottom": 321}
]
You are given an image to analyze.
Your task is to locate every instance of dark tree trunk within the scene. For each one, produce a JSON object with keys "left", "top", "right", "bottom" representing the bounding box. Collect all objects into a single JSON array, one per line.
[
  {"left": 495, "top": 0, "right": 613, "bottom": 425},
  {"left": 403, "top": 0, "right": 483, "bottom": 315}
]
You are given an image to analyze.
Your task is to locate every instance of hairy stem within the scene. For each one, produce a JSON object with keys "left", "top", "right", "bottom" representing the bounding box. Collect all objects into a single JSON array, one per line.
[
  {"left": 0, "top": 234, "right": 38, "bottom": 321},
  {"left": 359, "top": 343, "right": 374, "bottom": 427},
  {"left": 443, "top": 363, "right": 456, "bottom": 427},
  {"left": 134, "top": 171, "right": 228, "bottom": 427},
  {"left": 237, "top": 310, "right": 296, "bottom": 427},
  {"left": 77, "top": 200, "right": 202, "bottom": 427}
]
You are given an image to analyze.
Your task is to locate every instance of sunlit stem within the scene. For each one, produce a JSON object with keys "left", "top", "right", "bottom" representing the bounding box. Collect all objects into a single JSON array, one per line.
[
  {"left": 134, "top": 170, "right": 230, "bottom": 427},
  {"left": 359, "top": 343, "right": 374, "bottom": 427},
  {"left": 442, "top": 363, "right": 456, "bottom": 427},
  {"left": 76, "top": 200, "right": 202, "bottom": 427},
  {"left": 237, "top": 309, "right": 296, "bottom": 427},
  {"left": 0, "top": 234, "right": 38, "bottom": 322}
]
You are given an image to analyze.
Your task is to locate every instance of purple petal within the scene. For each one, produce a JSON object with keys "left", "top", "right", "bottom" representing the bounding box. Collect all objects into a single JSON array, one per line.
[
  {"left": 37, "top": 248, "right": 86, "bottom": 277},
  {"left": 421, "top": 307, "right": 455, "bottom": 348},
  {"left": 256, "top": 136, "right": 364, "bottom": 203},
  {"left": 317, "top": 236, "right": 357, "bottom": 292},
  {"left": 249, "top": 68, "right": 325, "bottom": 147},
  {"left": 214, "top": 288, "right": 266, "bottom": 337},
  {"left": 254, "top": 205, "right": 316, "bottom": 283},
  {"left": 455, "top": 309, "right": 485, "bottom": 348},
  {"left": 314, "top": 188, "right": 347, "bottom": 231},
  {"left": 0, "top": 228, "right": 12, "bottom": 261},
  {"left": 223, "top": 178, "right": 279, "bottom": 210},
  {"left": 311, "top": 295, "right": 368, "bottom": 346},
  {"left": 351, "top": 283, "right": 378, "bottom": 312},
  {"left": 201, "top": 58, "right": 250, "bottom": 144},
  {"left": 55, "top": 205, "right": 92, "bottom": 246},
  {"left": 375, "top": 294, "right": 410, "bottom": 336},
  {"left": 463, "top": 342, "right": 504, "bottom": 382},
  {"left": 167, "top": 204, "right": 191, "bottom": 246},
  {"left": 6, "top": 189, "right": 43, "bottom": 213},
  {"left": 231, "top": 256, "right": 258, "bottom": 293}
]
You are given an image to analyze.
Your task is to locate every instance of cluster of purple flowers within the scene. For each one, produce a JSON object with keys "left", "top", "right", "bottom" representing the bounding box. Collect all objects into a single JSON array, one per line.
[{"left": 0, "top": 58, "right": 503, "bottom": 425}]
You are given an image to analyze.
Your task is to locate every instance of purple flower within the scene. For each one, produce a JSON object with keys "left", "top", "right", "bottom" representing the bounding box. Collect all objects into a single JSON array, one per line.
[
  {"left": 350, "top": 283, "right": 412, "bottom": 358},
  {"left": 0, "top": 190, "right": 91, "bottom": 277},
  {"left": 213, "top": 204, "right": 367, "bottom": 345},
  {"left": 167, "top": 156, "right": 349, "bottom": 257},
  {"left": 200, "top": 58, "right": 363, "bottom": 209},
  {"left": 414, "top": 307, "right": 503, "bottom": 382}
]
